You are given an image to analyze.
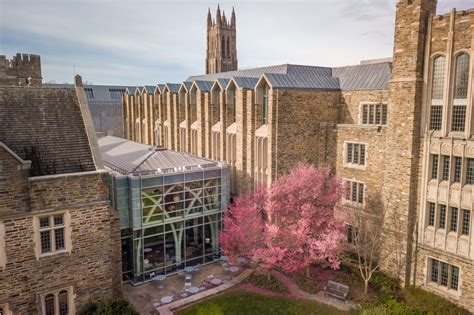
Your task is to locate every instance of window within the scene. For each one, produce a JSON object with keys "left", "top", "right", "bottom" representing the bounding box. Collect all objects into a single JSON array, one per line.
[
  {"left": 429, "top": 56, "right": 445, "bottom": 131},
  {"left": 361, "top": 103, "right": 387, "bottom": 126},
  {"left": 109, "top": 88, "right": 126, "bottom": 100},
  {"left": 442, "top": 155, "right": 450, "bottom": 181},
  {"left": 451, "top": 54, "right": 470, "bottom": 132},
  {"left": 263, "top": 87, "right": 269, "bottom": 125},
  {"left": 0, "top": 222, "right": 5, "bottom": 270},
  {"left": 431, "top": 155, "right": 439, "bottom": 180},
  {"left": 429, "top": 258, "right": 460, "bottom": 291},
  {"left": 462, "top": 210, "right": 470, "bottom": 235},
  {"left": 35, "top": 212, "right": 70, "bottom": 257},
  {"left": 450, "top": 207, "right": 458, "bottom": 232},
  {"left": 345, "top": 180, "right": 364, "bottom": 204},
  {"left": 439, "top": 205, "right": 446, "bottom": 229},
  {"left": 84, "top": 88, "right": 94, "bottom": 99},
  {"left": 466, "top": 159, "right": 474, "bottom": 185},
  {"left": 346, "top": 143, "right": 366, "bottom": 166},
  {"left": 427, "top": 202, "right": 436, "bottom": 226},
  {"left": 453, "top": 157, "right": 462, "bottom": 183},
  {"left": 41, "top": 288, "right": 73, "bottom": 315}
]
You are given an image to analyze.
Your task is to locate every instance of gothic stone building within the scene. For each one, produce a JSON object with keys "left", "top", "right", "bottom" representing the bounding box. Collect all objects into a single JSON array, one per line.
[
  {"left": 0, "top": 75, "right": 122, "bottom": 314},
  {"left": 123, "top": 1, "right": 474, "bottom": 311}
]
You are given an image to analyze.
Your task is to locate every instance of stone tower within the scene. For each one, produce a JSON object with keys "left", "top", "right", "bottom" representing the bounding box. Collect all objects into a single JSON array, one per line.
[
  {"left": 206, "top": 5, "right": 238, "bottom": 74},
  {"left": 0, "top": 53, "right": 42, "bottom": 87},
  {"left": 382, "top": 0, "right": 437, "bottom": 284}
]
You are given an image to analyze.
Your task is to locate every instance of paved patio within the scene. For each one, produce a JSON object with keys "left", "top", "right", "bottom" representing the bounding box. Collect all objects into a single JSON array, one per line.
[{"left": 124, "top": 259, "right": 246, "bottom": 315}]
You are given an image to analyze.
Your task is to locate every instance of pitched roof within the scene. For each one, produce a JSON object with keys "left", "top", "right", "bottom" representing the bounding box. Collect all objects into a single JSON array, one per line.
[
  {"left": 45, "top": 83, "right": 134, "bottom": 102},
  {"left": 192, "top": 80, "right": 214, "bottom": 92},
  {"left": 144, "top": 85, "right": 155, "bottom": 93},
  {"left": 165, "top": 83, "right": 181, "bottom": 93},
  {"left": 98, "top": 136, "right": 219, "bottom": 175},
  {"left": 230, "top": 77, "right": 259, "bottom": 89},
  {"left": 187, "top": 62, "right": 392, "bottom": 91},
  {"left": 0, "top": 87, "right": 96, "bottom": 176}
]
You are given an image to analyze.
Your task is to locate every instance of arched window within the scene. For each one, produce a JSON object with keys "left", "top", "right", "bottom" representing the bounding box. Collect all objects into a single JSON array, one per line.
[
  {"left": 429, "top": 56, "right": 446, "bottom": 130},
  {"left": 221, "top": 37, "right": 226, "bottom": 57},
  {"left": 58, "top": 290, "right": 69, "bottom": 315},
  {"left": 226, "top": 37, "right": 230, "bottom": 57},
  {"left": 44, "top": 294, "right": 55, "bottom": 315},
  {"left": 452, "top": 53, "right": 470, "bottom": 132}
]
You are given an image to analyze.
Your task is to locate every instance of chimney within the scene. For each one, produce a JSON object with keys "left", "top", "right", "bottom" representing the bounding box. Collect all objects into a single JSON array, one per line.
[{"left": 74, "top": 74, "right": 83, "bottom": 87}]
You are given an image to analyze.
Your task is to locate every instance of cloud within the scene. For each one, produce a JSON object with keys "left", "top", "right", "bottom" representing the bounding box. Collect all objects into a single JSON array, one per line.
[{"left": 1, "top": 0, "right": 473, "bottom": 85}]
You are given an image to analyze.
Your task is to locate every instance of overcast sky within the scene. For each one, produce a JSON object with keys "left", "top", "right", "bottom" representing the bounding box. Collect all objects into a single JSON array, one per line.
[{"left": 1, "top": 0, "right": 473, "bottom": 86}]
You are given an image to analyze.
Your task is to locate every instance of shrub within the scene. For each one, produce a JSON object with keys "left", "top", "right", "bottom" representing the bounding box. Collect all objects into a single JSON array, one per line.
[
  {"left": 294, "top": 274, "right": 319, "bottom": 294},
  {"left": 362, "top": 299, "right": 424, "bottom": 315},
  {"left": 78, "top": 297, "right": 139, "bottom": 315},
  {"left": 402, "top": 286, "right": 470, "bottom": 315},
  {"left": 369, "top": 271, "right": 399, "bottom": 291},
  {"left": 248, "top": 274, "right": 288, "bottom": 293}
]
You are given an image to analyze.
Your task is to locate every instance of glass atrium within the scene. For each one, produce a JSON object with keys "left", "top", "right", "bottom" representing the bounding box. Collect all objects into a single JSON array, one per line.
[{"left": 99, "top": 136, "right": 229, "bottom": 284}]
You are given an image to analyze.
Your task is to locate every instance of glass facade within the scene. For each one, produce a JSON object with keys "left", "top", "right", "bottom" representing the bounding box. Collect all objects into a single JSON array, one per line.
[{"left": 109, "top": 165, "right": 230, "bottom": 284}]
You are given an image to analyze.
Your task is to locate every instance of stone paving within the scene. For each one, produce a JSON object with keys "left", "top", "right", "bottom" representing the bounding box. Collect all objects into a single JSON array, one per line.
[{"left": 123, "top": 261, "right": 246, "bottom": 315}]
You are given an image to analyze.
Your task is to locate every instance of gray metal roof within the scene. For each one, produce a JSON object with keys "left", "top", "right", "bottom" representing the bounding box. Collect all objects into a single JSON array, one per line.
[
  {"left": 98, "top": 136, "right": 220, "bottom": 174},
  {"left": 144, "top": 85, "right": 155, "bottom": 93},
  {"left": 216, "top": 78, "right": 230, "bottom": 89},
  {"left": 46, "top": 83, "right": 134, "bottom": 102},
  {"left": 126, "top": 87, "right": 137, "bottom": 95},
  {"left": 183, "top": 81, "right": 193, "bottom": 91},
  {"left": 193, "top": 80, "right": 214, "bottom": 92},
  {"left": 164, "top": 83, "right": 181, "bottom": 93},
  {"left": 231, "top": 77, "right": 259, "bottom": 89},
  {"left": 155, "top": 84, "right": 166, "bottom": 94},
  {"left": 187, "top": 62, "right": 392, "bottom": 91}
]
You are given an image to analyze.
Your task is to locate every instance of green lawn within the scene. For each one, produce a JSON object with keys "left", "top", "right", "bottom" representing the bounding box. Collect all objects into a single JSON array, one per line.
[{"left": 176, "top": 290, "right": 347, "bottom": 315}]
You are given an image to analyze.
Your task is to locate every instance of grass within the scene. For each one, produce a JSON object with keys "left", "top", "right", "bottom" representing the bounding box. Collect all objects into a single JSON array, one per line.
[
  {"left": 247, "top": 273, "right": 288, "bottom": 293},
  {"left": 176, "top": 290, "right": 347, "bottom": 315},
  {"left": 294, "top": 274, "right": 320, "bottom": 294}
]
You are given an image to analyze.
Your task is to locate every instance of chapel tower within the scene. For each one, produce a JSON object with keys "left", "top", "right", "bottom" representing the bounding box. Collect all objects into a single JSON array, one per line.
[{"left": 206, "top": 5, "right": 238, "bottom": 74}]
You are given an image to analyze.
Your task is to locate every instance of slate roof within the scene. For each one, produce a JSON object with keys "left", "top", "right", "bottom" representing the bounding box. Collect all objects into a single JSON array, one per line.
[
  {"left": 98, "top": 136, "right": 219, "bottom": 175},
  {"left": 0, "top": 86, "right": 96, "bottom": 176},
  {"left": 187, "top": 62, "right": 392, "bottom": 91}
]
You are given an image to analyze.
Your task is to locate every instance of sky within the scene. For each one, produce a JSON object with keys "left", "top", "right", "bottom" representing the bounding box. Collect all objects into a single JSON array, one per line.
[{"left": 1, "top": 0, "right": 473, "bottom": 86}]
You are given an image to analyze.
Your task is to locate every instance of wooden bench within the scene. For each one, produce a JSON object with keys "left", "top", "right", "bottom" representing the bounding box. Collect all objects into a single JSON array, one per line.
[{"left": 324, "top": 280, "right": 349, "bottom": 301}]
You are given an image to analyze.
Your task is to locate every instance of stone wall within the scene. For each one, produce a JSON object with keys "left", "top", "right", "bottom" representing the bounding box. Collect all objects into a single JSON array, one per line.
[{"left": 0, "top": 163, "right": 121, "bottom": 312}]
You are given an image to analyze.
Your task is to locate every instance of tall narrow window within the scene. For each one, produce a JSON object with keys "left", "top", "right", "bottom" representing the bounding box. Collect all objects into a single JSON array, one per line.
[
  {"left": 431, "top": 154, "right": 439, "bottom": 180},
  {"left": 431, "top": 259, "right": 439, "bottom": 282},
  {"left": 44, "top": 294, "right": 55, "bottom": 315},
  {"left": 442, "top": 155, "right": 450, "bottom": 181},
  {"left": 429, "top": 56, "right": 446, "bottom": 130},
  {"left": 427, "top": 202, "right": 436, "bottom": 226},
  {"left": 263, "top": 87, "right": 268, "bottom": 125},
  {"left": 439, "top": 205, "right": 446, "bottom": 229},
  {"left": 453, "top": 157, "right": 462, "bottom": 183},
  {"left": 466, "top": 159, "right": 474, "bottom": 185},
  {"left": 451, "top": 53, "right": 470, "bottom": 132},
  {"left": 450, "top": 207, "right": 458, "bottom": 232},
  {"left": 462, "top": 210, "right": 471, "bottom": 235},
  {"left": 58, "top": 290, "right": 69, "bottom": 315}
]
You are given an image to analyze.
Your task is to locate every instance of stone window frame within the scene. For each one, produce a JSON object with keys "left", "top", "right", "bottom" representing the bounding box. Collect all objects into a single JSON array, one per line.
[
  {"left": 0, "top": 221, "right": 5, "bottom": 270},
  {"left": 343, "top": 141, "right": 368, "bottom": 170},
  {"left": 39, "top": 286, "right": 75, "bottom": 315},
  {"left": 0, "top": 304, "right": 12, "bottom": 315},
  {"left": 33, "top": 211, "right": 72, "bottom": 259},
  {"left": 343, "top": 179, "right": 365, "bottom": 206},
  {"left": 426, "top": 257, "right": 462, "bottom": 295},
  {"left": 359, "top": 102, "right": 388, "bottom": 126}
]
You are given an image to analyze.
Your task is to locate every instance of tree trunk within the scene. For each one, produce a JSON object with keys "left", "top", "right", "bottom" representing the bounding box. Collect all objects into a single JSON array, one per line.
[
  {"left": 267, "top": 269, "right": 272, "bottom": 281},
  {"left": 364, "top": 279, "right": 369, "bottom": 295},
  {"left": 306, "top": 266, "right": 310, "bottom": 278}
]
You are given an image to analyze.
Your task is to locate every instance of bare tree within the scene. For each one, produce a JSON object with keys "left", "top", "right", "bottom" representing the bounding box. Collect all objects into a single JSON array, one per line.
[{"left": 349, "top": 193, "right": 387, "bottom": 295}]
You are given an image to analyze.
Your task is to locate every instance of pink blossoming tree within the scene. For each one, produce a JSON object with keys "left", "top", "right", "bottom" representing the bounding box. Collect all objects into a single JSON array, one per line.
[{"left": 219, "top": 163, "right": 346, "bottom": 278}]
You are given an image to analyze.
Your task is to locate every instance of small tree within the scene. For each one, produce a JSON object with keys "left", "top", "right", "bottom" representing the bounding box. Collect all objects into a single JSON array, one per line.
[
  {"left": 349, "top": 193, "right": 387, "bottom": 295},
  {"left": 220, "top": 163, "right": 346, "bottom": 278}
]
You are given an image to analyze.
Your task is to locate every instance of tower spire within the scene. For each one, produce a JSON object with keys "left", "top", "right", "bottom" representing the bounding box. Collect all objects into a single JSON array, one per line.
[
  {"left": 216, "top": 4, "right": 222, "bottom": 26},
  {"left": 231, "top": 6, "right": 236, "bottom": 29},
  {"left": 222, "top": 10, "right": 227, "bottom": 26},
  {"left": 207, "top": 7, "right": 212, "bottom": 28}
]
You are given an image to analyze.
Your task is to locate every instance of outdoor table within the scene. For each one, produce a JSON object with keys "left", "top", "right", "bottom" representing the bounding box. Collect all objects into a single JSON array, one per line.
[
  {"left": 153, "top": 275, "right": 166, "bottom": 281},
  {"left": 186, "top": 286, "right": 200, "bottom": 294},
  {"left": 210, "top": 278, "right": 222, "bottom": 285},
  {"left": 160, "top": 296, "right": 173, "bottom": 304}
]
